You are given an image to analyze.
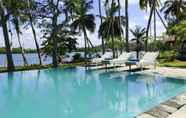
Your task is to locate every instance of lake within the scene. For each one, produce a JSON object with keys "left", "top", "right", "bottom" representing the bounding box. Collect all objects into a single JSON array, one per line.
[{"left": 0, "top": 53, "right": 52, "bottom": 67}]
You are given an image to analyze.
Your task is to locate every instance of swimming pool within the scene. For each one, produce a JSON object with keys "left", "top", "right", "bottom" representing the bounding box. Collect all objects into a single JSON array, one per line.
[{"left": 0, "top": 67, "right": 186, "bottom": 118}]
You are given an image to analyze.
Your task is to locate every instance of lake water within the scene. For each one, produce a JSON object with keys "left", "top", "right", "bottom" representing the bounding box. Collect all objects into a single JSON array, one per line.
[{"left": 0, "top": 54, "right": 52, "bottom": 67}]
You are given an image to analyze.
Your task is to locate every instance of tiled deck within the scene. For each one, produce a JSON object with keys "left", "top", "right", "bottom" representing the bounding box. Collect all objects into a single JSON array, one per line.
[
  {"left": 136, "top": 67, "right": 186, "bottom": 118},
  {"left": 136, "top": 92, "right": 186, "bottom": 118}
]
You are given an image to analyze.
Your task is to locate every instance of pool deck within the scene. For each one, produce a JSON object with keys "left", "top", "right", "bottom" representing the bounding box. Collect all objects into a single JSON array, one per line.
[
  {"left": 89, "top": 65, "right": 186, "bottom": 118},
  {"left": 135, "top": 67, "right": 186, "bottom": 118}
]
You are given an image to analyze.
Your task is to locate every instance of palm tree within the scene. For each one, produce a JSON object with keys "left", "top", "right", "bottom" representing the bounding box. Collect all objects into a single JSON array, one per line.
[
  {"left": 12, "top": 17, "right": 28, "bottom": 66},
  {"left": 139, "top": 0, "right": 160, "bottom": 50},
  {"left": 139, "top": 0, "right": 160, "bottom": 51},
  {"left": 161, "top": 0, "right": 186, "bottom": 23},
  {"left": 71, "top": 0, "right": 96, "bottom": 59},
  {"left": 99, "top": 1, "right": 125, "bottom": 58},
  {"left": 26, "top": 0, "right": 42, "bottom": 65},
  {"left": 125, "top": 0, "right": 129, "bottom": 52},
  {"left": 9, "top": 0, "right": 28, "bottom": 66},
  {"left": 0, "top": 0, "right": 15, "bottom": 71},
  {"left": 98, "top": 0, "right": 105, "bottom": 54},
  {"left": 130, "top": 26, "right": 146, "bottom": 59}
]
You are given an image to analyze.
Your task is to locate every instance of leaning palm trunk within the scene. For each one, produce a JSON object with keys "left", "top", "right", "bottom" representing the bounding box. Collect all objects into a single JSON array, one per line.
[
  {"left": 153, "top": 6, "right": 156, "bottom": 51},
  {"left": 29, "top": 17, "right": 42, "bottom": 65},
  {"left": 83, "top": 26, "right": 88, "bottom": 59},
  {"left": 98, "top": 0, "right": 105, "bottom": 54},
  {"left": 0, "top": 6, "right": 15, "bottom": 71},
  {"left": 27, "top": 0, "right": 42, "bottom": 65},
  {"left": 15, "top": 30, "right": 28, "bottom": 66},
  {"left": 146, "top": 0, "right": 156, "bottom": 51}
]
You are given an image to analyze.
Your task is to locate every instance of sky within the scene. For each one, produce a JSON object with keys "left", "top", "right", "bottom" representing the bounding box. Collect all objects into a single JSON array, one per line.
[{"left": 0, "top": 0, "right": 167, "bottom": 49}]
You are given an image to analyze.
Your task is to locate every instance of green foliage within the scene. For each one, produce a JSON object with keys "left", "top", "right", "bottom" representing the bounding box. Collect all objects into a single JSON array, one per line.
[
  {"left": 73, "top": 53, "right": 84, "bottom": 62},
  {"left": 0, "top": 47, "right": 36, "bottom": 54},
  {"left": 159, "top": 50, "right": 178, "bottom": 62},
  {"left": 169, "top": 20, "right": 186, "bottom": 41},
  {"left": 161, "top": 0, "right": 186, "bottom": 23}
]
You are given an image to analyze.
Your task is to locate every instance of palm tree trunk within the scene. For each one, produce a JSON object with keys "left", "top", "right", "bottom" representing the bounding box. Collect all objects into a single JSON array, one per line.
[
  {"left": 52, "top": 17, "right": 58, "bottom": 67},
  {"left": 27, "top": 0, "right": 42, "bottom": 65},
  {"left": 98, "top": 0, "right": 105, "bottom": 54},
  {"left": 156, "top": 9, "right": 167, "bottom": 29},
  {"left": 83, "top": 26, "right": 88, "bottom": 59},
  {"left": 118, "top": 0, "right": 123, "bottom": 53},
  {"left": 146, "top": 0, "right": 156, "bottom": 51},
  {"left": 1, "top": 11, "right": 15, "bottom": 71},
  {"left": 153, "top": 7, "right": 156, "bottom": 41},
  {"left": 153, "top": 7, "right": 157, "bottom": 51},
  {"left": 111, "top": 21, "right": 116, "bottom": 58},
  {"left": 111, "top": 35, "right": 115, "bottom": 58},
  {"left": 125, "top": 0, "right": 129, "bottom": 52},
  {"left": 51, "top": 0, "right": 60, "bottom": 67},
  {"left": 15, "top": 30, "right": 28, "bottom": 66},
  {"left": 29, "top": 17, "right": 42, "bottom": 65},
  {"left": 136, "top": 39, "right": 140, "bottom": 59}
]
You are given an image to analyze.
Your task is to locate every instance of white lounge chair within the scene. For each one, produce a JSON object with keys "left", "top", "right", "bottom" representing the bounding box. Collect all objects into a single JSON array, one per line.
[
  {"left": 91, "top": 52, "right": 113, "bottom": 65},
  {"left": 137, "top": 52, "right": 159, "bottom": 70},
  {"left": 102, "top": 52, "right": 132, "bottom": 65}
]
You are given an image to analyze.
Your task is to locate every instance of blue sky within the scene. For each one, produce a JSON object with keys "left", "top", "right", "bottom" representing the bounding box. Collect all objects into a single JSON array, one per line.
[{"left": 0, "top": 0, "right": 166, "bottom": 49}]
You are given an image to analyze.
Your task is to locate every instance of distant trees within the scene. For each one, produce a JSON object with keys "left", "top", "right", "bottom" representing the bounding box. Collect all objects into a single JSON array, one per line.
[
  {"left": 1, "top": 0, "right": 186, "bottom": 71},
  {"left": 130, "top": 26, "right": 146, "bottom": 59}
]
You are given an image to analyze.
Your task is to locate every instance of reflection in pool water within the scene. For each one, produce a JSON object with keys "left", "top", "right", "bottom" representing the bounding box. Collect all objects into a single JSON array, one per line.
[{"left": 0, "top": 67, "right": 186, "bottom": 118}]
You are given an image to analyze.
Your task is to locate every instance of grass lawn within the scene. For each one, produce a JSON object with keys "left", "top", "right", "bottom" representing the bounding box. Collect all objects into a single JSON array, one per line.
[{"left": 159, "top": 60, "right": 186, "bottom": 68}]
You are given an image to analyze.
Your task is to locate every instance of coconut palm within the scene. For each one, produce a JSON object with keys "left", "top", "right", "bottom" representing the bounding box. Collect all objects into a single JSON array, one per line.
[
  {"left": 26, "top": 0, "right": 42, "bottom": 65},
  {"left": 98, "top": 0, "right": 105, "bottom": 54},
  {"left": 71, "top": 0, "right": 96, "bottom": 59},
  {"left": 139, "top": 0, "right": 157, "bottom": 51},
  {"left": 12, "top": 17, "right": 28, "bottom": 66},
  {"left": 99, "top": 1, "right": 125, "bottom": 58},
  {"left": 10, "top": 0, "right": 28, "bottom": 66},
  {"left": 161, "top": 0, "right": 186, "bottom": 23},
  {"left": 0, "top": 0, "right": 15, "bottom": 71},
  {"left": 139, "top": 0, "right": 161, "bottom": 50},
  {"left": 130, "top": 26, "right": 146, "bottom": 59}
]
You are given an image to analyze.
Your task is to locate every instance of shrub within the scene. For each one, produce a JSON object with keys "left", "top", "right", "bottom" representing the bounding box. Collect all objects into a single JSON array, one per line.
[{"left": 73, "top": 53, "right": 84, "bottom": 62}]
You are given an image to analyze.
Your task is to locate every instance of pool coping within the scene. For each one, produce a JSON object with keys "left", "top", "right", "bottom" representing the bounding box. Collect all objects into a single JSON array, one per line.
[
  {"left": 136, "top": 91, "right": 186, "bottom": 118},
  {"left": 135, "top": 67, "right": 186, "bottom": 118},
  {"left": 105, "top": 66, "right": 186, "bottom": 118}
]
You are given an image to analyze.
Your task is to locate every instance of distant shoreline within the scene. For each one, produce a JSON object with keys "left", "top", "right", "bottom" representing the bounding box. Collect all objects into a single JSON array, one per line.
[{"left": 0, "top": 48, "right": 37, "bottom": 54}]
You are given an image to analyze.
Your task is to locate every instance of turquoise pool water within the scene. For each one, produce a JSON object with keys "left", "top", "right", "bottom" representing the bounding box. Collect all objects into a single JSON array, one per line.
[{"left": 0, "top": 67, "right": 186, "bottom": 118}]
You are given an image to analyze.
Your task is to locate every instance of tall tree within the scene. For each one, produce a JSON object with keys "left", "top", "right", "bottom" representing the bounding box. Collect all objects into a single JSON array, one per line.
[
  {"left": 130, "top": 26, "right": 146, "bottom": 59},
  {"left": 9, "top": 0, "right": 28, "bottom": 66},
  {"left": 99, "top": 1, "right": 125, "bottom": 58},
  {"left": 71, "top": 0, "right": 96, "bottom": 59},
  {"left": 12, "top": 17, "right": 28, "bottom": 65},
  {"left": 139, "top": 0, "right": 160, "bottom": 50},
  {"left": 98, "top": 0, "right": 105, "bottom": 54},
  {"left": 0, "top": 0, "right": 15, "bottom": 71},
  {"left": 26, "top": 0, "right": 42, "bottom": 65},
  {"left": 38, "top": 0, "right": 62, "bottom": 67},
  {"left": 125, "top": 0, "right": 129, "bottom": 52}
]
